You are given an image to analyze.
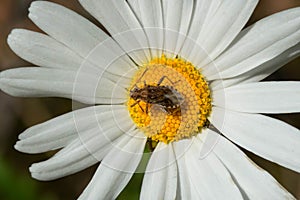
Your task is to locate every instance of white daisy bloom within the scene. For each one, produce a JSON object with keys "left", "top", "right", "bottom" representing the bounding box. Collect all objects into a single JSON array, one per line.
[{"left": 1, "top": 0, "right": 300, "bottom": 199}]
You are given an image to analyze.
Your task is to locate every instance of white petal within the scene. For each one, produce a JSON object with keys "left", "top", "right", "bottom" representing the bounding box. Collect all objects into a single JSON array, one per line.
[
  {"left": 173, "top": 140, "right": 199, "bottom": 199},
  {"left": 127, "top": 0, "right": 142, "bottom": 20},
  {"left": 28, "top": 105, "right": 134, "bottom": 180},
  {"left": 29, "top": 137, "right": 101, "bottom": 181},
  {"left": 29, "top": 128, "right": 113, "bottom": 181},
  {"left": 83, "top": 36, "right": 137, "bottom": 80},
  {"left": 174, "top": 139, "right": 243, "bottom": 199},
  {"left": 179, "top": 0, "right": 214, "bottom": 61},
  {"left": 27, "top": 1, "right": 136, "bottom": 83},
  {"left": 187, "top": 0, "right": 258, "bottom": 67},
  {"left": 211, "top": 43, "right": 300, "bottom": 90},
  {"left": 15, "top": 105, "right": 131, "bottom": 153},
  {"left": 7, "top": 29, "right": 136, "bottom": 83},
  {"left": 204, "top": 7, "right": 300, "bottom": 80},
  {"left": 78, "top": 129, "right": 146, "bottom": 200},
  {"left": 210, "top": 107, "right": 300, "bottom": 173},
  {"left": 181, "top": 0, "right": 212, "bottom": 43},
  {"left": 207, "top": 130, "right": 296, "bottom": 199},
  {"left": 0, "top": 67, "right": 79, "bottom": 98},
  {"left": 28, "top": 1, "right": 108, "bottom": 57},
  {"left": 0, "top": 67, "right": 127, "bottom": 104},
  {"left": 7, "top": 29, "right": 82, "bottom": 70},
  {"left": 136, "top": 0, "right": 164, "bottom": 58},
  {"left": 162, "top": 0, "right": 194, "bottom": 57},
  {"left": 213, "top": 81, "right": 300, "bottom": 113},
  {"left": 79, "top": 0, "right": 151, "bottom": 65},
  {"left": 141, "top": 142, "right": 177, "bottom": 200}
]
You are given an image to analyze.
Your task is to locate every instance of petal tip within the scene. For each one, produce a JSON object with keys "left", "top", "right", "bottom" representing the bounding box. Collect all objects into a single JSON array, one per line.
[
  {"left": 7, "top": 30, "right": 16, "bottom": 46},
  {"left": 28, "top": 1, "right": 46, "bottom": 20},
  {"left": 29, "top": 164, "right": 36, "bottom": 173},
  {"left": 14, "top": 142, "right": 20, "bottom": 151},
  {"left": 14, "top": 141, "right": 26, "bottom": 153},
  {"left": 29, "top": 164, "right": 49, "bottom": 181},
  {"left": 28, "top": 12, "right": 37, "bottom": 21},
  {"left": 7, "top": 29, "right": 25, "bottom": 47},
  {"left": 30, "top": 165, "right": 56, "bottom": 181},
  {"left": 29, "top": 163, "right": 42, "bottom": 175},
  {"left": 29, "top": 0, "right": 58, "bottom": 15},
  {"left": 14, "top": 141, "right": 30, "bottom": 153},
  {"left": 28, "top": 0, "right": 41, "bottom": 13}
]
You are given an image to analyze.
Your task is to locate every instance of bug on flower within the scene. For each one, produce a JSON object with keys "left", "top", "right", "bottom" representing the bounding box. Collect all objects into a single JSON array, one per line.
[{"left": 129, "top": 68, "right": 184, "bottom": 114}]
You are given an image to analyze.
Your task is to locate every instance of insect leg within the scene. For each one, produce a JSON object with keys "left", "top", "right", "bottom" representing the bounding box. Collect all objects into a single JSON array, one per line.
[
  {"left": 138, "top": 102, "right": 145, "bottom": 113},
  {"left": 131, "top": 100, "right": 145, "bottom": 113},
  {"left": 145, "top": 103, "right": 149, "bottom": 114},
  {"left": 157, "top": 76, "right": 180, "bottom": 86},
  {"left": 130, "top": 100, "right": 139, "bottom": 107}
]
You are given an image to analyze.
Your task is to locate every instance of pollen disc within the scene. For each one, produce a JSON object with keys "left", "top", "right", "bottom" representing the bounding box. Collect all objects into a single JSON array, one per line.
[{"left": 127, "top": 55, "right": 212, "bottom": 144}]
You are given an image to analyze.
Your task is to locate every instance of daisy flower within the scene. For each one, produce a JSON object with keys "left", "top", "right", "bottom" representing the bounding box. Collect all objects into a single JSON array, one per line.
[{"left": 1, "top": 0, "right": 300, "bottom": 199}]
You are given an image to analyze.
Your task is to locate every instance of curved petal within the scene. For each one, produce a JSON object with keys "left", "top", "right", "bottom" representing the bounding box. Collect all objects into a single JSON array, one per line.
[
  {"left": 204, "top": 7, "right": 300, "bottom": 80},
  {"left": 213, "top": 81, "right": 300, "bottom": 113},
  {"left": 179, "top": 0, "right": 214, "bottom": 61},
  {"left": 15, "top": 105, "right": 131, "bottom": 153},
  {"left": 7, "top": 28, "right": 136, "bottom": 82},
  {"left": 187, "top": 0, "right": 258, "bottom": 67},
  {"left": 79, "top": 0, "right": 151, "bottom": 65},
  {"left": 173, "top": 140, "right": 199, "bottom": 199},
  {"left": 162, "top": 0, "right": 194, "bottom": 57},
  {"left": 7, "top": 29, "right": 82, "bottom": 70},
  {"left": 140, "top": 142, "right": 177, "bottom": 200},
  {"left": 0, "top": 67, "right": 127, "bottom": 104},
  {"left": 30, "top": 137, "right": 104, "bottom": 181},
  {"left": 210, "top": 107, "right": 300, "bottom": 173},
  {"left": 82, "top": 36, "right": 137, "bottom": 80},
  {"left": 28, "top": 1, "right": 108, "bottom": 58},
  {"left": 182, "top": 0, "right": 213, "bottom": 42},
  {"left": 134, "top": 0, "right": 164, "bottom": 58},
  {"left": 211, "top": 42, "right": 300, "bottom": 90},
  {"left": 127, "top": 0, "right": 142, "bottom": 20},
  {"left": 173, "top": 139, "right": 243, "bottom": 199},
  {"left": 206, "top": 130, "right": 295, "bottom": 199},
  {"left": 26, "top": 1, "right": 137, "bottom": 81},
  {"left": 27, "top": 105, "right": 134, "bottom": 181},
  {"left": 78, "top": 129, "right": 146, "bottom": 200},
  {"left": 30, "top": 127, "right": 120, "bottom": 181}
]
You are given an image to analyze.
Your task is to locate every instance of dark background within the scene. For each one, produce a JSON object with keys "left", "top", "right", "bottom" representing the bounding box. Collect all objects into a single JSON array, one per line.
[{"left": 0, "top": 0, "right": 299, "bottom": 199}]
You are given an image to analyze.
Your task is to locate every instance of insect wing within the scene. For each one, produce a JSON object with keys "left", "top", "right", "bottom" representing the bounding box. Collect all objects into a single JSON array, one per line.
[{"left": 164, "top": 88, "right": 184, "bottom": 105}]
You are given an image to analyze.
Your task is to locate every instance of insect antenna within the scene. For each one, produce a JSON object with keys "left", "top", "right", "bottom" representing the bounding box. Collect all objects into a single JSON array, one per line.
[
  {"left": 129, "top": 67, "right": 149, "bottom": 92},
  {"left": 157, "top": 75, "right": 181, "bottom": 86}
]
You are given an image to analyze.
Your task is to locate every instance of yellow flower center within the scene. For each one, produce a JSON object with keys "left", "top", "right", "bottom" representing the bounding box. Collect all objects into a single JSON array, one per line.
[{"left": 127, "top": 55, "right": 212, "bottom": 144}]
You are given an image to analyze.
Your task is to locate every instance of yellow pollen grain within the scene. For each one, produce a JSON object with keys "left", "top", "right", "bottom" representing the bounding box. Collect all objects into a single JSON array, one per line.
[{"left": 127, "top": 55, "right": 212, "bottom": 144}]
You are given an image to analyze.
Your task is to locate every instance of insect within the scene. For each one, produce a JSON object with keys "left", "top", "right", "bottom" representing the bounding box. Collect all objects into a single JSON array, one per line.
[{"left": 130, "top": 68, "right": 185, "bottom": 114}]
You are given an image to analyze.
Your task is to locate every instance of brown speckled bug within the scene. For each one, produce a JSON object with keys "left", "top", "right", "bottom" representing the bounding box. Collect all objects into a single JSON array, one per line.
[{"left": 130, "top": 68, "right": 184, "bottom": 114}]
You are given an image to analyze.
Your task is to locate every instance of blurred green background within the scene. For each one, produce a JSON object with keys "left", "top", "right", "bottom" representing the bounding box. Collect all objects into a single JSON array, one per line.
[{"left": 0, "top": 0, "right": 299, "bottom": 199}]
